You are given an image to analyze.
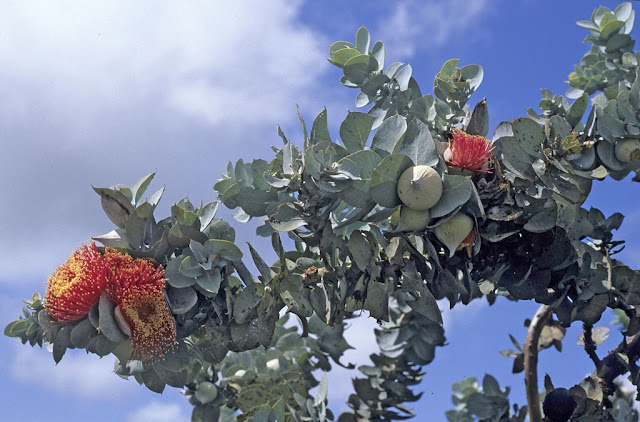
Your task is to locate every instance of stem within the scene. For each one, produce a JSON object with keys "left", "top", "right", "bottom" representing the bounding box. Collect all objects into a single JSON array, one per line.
[
  {"left": 583, "top": 323, "right": 601, "bottom": 367},
  {"left": 596, "top": 333, "right": 640, "bottom": 394},
  {"left": 524, "top": 304, "right": 552, "bottom": 422}
]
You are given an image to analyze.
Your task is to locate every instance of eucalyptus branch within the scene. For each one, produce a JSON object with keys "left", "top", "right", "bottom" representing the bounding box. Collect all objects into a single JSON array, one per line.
[
  {"left": 524, "top": 304, "right": 552, "bottom": 422},
  {"left": 335, "top": 202, "right": 376, "bottom": 230},
  {"left": 583, "top": 323, "right": 601, "bottom": 367},
  {"left": 6, "top": 4, "right": 640, "bottom": 421}
]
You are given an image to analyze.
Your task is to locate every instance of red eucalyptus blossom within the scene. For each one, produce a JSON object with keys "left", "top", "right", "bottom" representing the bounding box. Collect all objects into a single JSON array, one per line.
[
  {"left": 104, "top": 249, "right": 176, "bottom": 362},
  {"left": 444, "top": 130, "right": 493, "bottom": 174},
  {"left": 116, "top": 287, "right": 177, "bottom": 362},
  {"left": 103, "top": 248, "right": 166, "bottom": 296},
  {"left": 459, "top": 226, "right": 477, "bottom": 257},
  {"left": 45, "top": 244, "right": 176, "bottom": 362},
  {"left": 45, "top": 243, "right": 108, "bottom": 322}
]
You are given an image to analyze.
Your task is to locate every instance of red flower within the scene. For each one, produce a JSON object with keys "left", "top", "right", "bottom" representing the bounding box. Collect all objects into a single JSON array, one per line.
[
  {"left": 45, "top": 243, "right": 108, "bottom": 321},
  {"left": 117, "top": 286, "right": 177, "bottom": 362},
  {"left": 458, "top": 226, "right": 477, "bottom": 258},
  {"left": 444, "top": 130, "right": 493, "bottom": 174},
  {"left": 104, "top": 249, "right": 176, "bottom": 362},
  {"left": 103, "top": 248, "right": 166, "bottom": 297},
  {"left": 44, "top": 244, "right": 176, "bottom": 361}
]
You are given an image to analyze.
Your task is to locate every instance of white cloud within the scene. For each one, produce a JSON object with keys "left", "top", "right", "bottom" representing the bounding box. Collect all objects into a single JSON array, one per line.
[
  {"left": 377, "top": 0, "right": 490, "bottom": 59},
  {"left": 127, "top": 401, "right": 189, "bottom": 422},
  {"left": 0, "top": 0, "right": 327, "bottom": 133},
  {"left": 9, "top": 345, "right": 135, "bottom": 399},
  {"left": 0, "top": 0, "right": 339, "bottom": 284},
  {"left": 440, "top": 297, "right": 489, "bottom": 331}
]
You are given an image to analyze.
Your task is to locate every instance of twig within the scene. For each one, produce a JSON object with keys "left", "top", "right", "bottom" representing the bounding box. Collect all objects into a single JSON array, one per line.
[
  {"left": 583, "top": 323, "right": 601, "bottom": 367},
  {"left": 524, "top": 304, "right": 552, "bottom": 422},
  {"left": 334, "top": 202, "right": 376, "bottom": 229}
]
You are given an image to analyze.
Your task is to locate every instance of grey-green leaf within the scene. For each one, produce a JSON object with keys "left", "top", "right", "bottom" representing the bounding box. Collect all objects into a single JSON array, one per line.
[
  {"left": 343, "top": 54, "right": 378, "bottom": 86},
  {"left": 369, "top": 154, "right": 414, "bottom": 208},
  {"left": 196, "top": 268, "right": 222, "bottom": 294},
  {"left": 269, "top": 202, "right": 306, "bottom": 232},
  {"left": 340, "top": 111, "right": 374, "bottom": 153},
  {"left": 336, "top": 149, "right": 382, "bottom": 208},
  {"left": 204, "top": 239, "right": 243, "bottom": 261},
  {"left": 53, "top": 326, "right": 71, "bottom": 364},
  {"left": 166, "top": 286, "right": 198, "bottom": 314},
  {"left": 371, "top": 115, "right": 407, "bottom": 157},
  {"left": 355, "top": 26, "right": 370, "bottom": 54},
  {"left": 566, "top": 93, "right": 589, "bottom": 129},
  {"left": 310, "top": 108, "right": 331, "bottom": 144},
  {"left": 364, "top": 279, "right": 389, "bottom": 321},
  {"left": 98, "top": 292, "right": 126, "bottom": 343},
  {"left": 429, "top": 175, "right": 473, "bottom": 218},
  {"left": 348, "top": 231, "right": 372, "bottom": 271},
  {"left": 394, "top": 117, "right": 440, "bottom": 166},
  {"left": 511, "top": 117, "right": 545, "bottom": 157},
  {"left": 402, "top": 264, "right": 442, "bottom": 324},
  {"left": 131, "top": 171, "right": 156, "bottom": 206},
  {"left": 70, "top": 318, "right": 97, "bottom": 349}
]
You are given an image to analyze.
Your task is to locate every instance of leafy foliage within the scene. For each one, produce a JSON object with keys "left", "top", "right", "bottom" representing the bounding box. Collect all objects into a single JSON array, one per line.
[{"left": 6, "top": 3, "right": 640, "bottom": 421}]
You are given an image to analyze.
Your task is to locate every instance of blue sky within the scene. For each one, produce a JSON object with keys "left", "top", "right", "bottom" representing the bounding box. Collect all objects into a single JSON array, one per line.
[{"left": 1, "top": 1, "right": 639, "bottom": 420}]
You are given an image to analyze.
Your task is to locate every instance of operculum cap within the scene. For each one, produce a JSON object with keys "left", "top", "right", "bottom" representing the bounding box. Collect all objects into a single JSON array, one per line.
[
  {"left": 396, "top": 206, "right": 431, "bottom": 232},
  {"left": 614, "top": 138, "right": 640, "bottom": 163},
  {"left": 434, "top": 213, "right": 475, "bottom": 258},
  {"left": 396, "top": 165, "right": 443, "bottom": 211}
]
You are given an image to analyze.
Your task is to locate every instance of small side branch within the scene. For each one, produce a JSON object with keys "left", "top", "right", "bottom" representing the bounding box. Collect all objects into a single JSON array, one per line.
[
  {"left": 596, "top": 333, "right": 640, "bottom": 395},
  {"left": 524, "top": 304, "right": 552, "bottom": 422},
  {"left": 583, "top": 323, "right": 601, "bottom": 367}
]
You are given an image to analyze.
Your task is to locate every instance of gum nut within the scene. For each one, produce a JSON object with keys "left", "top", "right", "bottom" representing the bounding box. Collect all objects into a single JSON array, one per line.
[
  {"left": 614, "top": 138, "right": 640, "bottom": 162},
  {"left": 434, "top": 213, "right": 474, "bottom": 258},
  {"left": 396, "top": 165, "right": 443, "bottom": 211},
  {"left": 396, "top": 206, "right": 431, "bottom": 232},
  {"left": 195, "top": 381, "right": 218, "bottom": 404}
]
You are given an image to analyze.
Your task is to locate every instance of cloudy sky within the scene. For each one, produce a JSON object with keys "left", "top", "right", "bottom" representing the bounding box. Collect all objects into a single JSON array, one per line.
[{"left": 1, "top": 0, "right": 639, "bottom": 420}]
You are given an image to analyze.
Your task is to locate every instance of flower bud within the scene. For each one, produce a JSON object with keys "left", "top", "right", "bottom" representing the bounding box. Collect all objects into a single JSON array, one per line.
[
  {"left": 396, "top": 165, "right": 443, "bottom": 211},
  {"left": 195, "top": 381, "right": 218, "bottom": 404},
  {"left": 614, "top": 138, "right": 640, "bottom": 163},
  {"left": 434, "top": 213, "right": 475, "bottom": 258},
  {"left": 396, "top": 206, "right": 431, "bottom": 232}
]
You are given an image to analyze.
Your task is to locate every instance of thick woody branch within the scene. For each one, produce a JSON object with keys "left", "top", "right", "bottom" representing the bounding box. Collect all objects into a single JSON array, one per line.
[
  {"left": 524, "top": 304, "right": 552, "bottom": 422},
  {"left": 595, "top": 333, "right": 640, "bottom": 396}
]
